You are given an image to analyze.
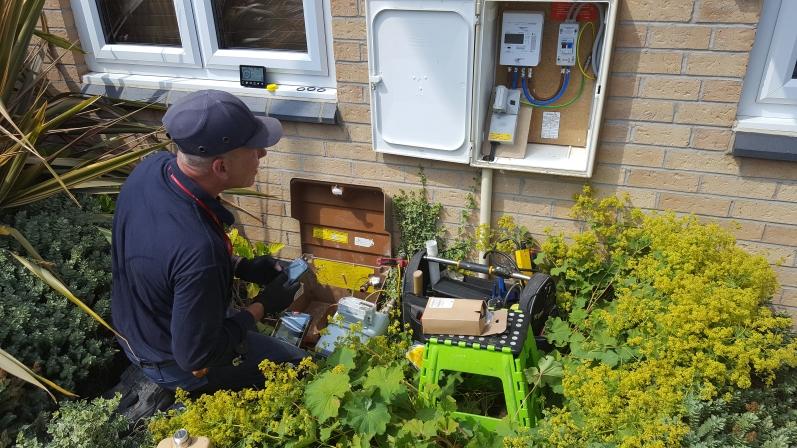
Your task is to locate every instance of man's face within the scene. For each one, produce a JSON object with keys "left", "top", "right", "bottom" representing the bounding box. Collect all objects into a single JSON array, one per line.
[{"left": 219, "top": 147, "right": 267, "bottom": 188}]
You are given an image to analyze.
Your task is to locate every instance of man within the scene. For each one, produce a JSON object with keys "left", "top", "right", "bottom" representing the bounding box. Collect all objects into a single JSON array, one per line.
[{"left": 111, "top": 89, "right": 306, "bottom": 393}]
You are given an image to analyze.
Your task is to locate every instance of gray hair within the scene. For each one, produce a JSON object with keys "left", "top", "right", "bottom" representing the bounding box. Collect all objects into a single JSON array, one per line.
[{"left": 176, "top": 149, "right": 216, "bottom": 174}]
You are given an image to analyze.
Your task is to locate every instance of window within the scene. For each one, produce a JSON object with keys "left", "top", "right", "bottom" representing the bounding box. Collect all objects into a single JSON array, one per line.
[
  {"left": 737, "top": 0, "right": 797, "bottom": 133},
  {"left": 71, "top": 0, "right": 334, "bottom": 88}
]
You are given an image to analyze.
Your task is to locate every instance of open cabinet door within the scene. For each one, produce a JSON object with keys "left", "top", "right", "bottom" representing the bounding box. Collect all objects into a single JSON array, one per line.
[{"left": 366, "top": 0, "right": 476, "bottom": 164}]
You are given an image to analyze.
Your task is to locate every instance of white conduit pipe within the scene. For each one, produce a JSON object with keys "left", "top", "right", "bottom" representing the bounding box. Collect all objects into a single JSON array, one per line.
[{"left": 478, "top": 168, "right": 494, "bottom": 270}]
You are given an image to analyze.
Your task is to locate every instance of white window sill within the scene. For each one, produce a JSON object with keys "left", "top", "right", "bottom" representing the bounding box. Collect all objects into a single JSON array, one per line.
[
  {"left": 81, "top": 72, "right": 338, "bottom": 124},
  {"left": 733, "top": 116, "right": 797, "bottom": 162},
  {"left": 734, "top": 116, "right": 797, "bottom": 137}
]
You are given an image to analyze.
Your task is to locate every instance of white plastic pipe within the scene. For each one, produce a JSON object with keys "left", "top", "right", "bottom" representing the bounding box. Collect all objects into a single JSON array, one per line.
[{"left": 478, "top": 168, "right": 494, "bottom": 267}]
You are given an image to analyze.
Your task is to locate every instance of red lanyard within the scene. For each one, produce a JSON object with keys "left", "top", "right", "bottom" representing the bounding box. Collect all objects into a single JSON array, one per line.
[{"left": 168, "top": 168, "right": 233, "bottom": 256}]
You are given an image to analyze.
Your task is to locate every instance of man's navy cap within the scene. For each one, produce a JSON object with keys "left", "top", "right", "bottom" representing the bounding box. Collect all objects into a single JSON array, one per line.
[{"left": 162, "top": 89, "right": 282, "bottom": 156}]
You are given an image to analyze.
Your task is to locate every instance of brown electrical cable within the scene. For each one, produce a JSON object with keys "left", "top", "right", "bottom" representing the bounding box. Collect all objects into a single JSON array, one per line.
[{"left": 530, "top": 72, "right": 566, "bottom": 102}]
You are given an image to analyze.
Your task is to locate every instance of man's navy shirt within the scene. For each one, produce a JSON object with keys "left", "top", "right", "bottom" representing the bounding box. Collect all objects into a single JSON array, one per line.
[{"left": 111, "top": 152, "right": 255, "bottom": 372}]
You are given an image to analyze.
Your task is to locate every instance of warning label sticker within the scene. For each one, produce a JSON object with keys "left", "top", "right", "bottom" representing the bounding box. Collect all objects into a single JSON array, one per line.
[
  {"left": 354, "top": 237, "right": 375, "bottom": 248},
  {"left": 488, "top": 132, "right": 512, "bottom": 142},
  {"left": 312, "top": 227, "right": 349, "bottom": 244},
  {"left": 541, "top": 111, "right": 561, "bottom": 139}
]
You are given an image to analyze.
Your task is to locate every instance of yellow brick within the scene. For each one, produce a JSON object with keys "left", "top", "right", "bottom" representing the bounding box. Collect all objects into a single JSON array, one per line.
[
  {"left": 432, "top": 189, "right": 473, "bottom": 208},
  {"left": 702, "top": 217, "right": 765, "bottom": 241},
  {"left": 659, "top": 192, "right": 731, "bottom": 216},
  {"left": 264, "top": 152, "right": 301, "bottom": 170},
  {"left": 595, "top": 186, "right": 659, "bottom": 208},
  {"left": 346, "top": 124, "right": 372, "bottom": 143},
  {"left": 336, "top": 62, "right": 368, "bottom": 83},
  {"left": 332, "top": 18, "right": 366, "bottom": 40},
  {"left": 551, "top": 200, "right": 576, "bottom": 219},
  {"left": 520, "top": 216, "right": 582, "bottom": 236},
  {"left": 648, "top": 26, "right": 711, "bottom": 49},
  {"left": 762, "top": 224, "right": 797, "bottom": 246},
  {"left": 736, "top": 241, "right": 795, "bottom": 266},
  {"left": 352, "top": 161, "right": 405, "bottom": 181},
  {"left": 665, "top": 150, "right": 739, "bottom": 174},
  {"left": 612, "top": 50, "right": 683, "bottom": 74},
  {"left": 701, "top": 79, "right": 743, "bottom": 102},
  {"left": 778, "top": 183, "right": 797, "bottom": 202},
  {"left": 597, "top": 143, "right": 666, "bottom": 167},
  {"left": 739, "top": 159, "right": 797, "bottom": 181},
  {"left": 675, "top": 103, "right": 737, "bottom": 126},
  {"left": 615, "top": 24, "right": 647, "bottom": 47},
  {"left": 601, "top": 123, "right": 632, "bottom": 142},
  {"left": 731, "top": 200, "right": 797, "bottom": 225},
  {"left": 494, "top": 175, "right": 522, "bottom": 195},
  {"left": 338, "top": 84, "right": 365, "bottom": 103},
  {"left": 303, "top": 157, "right": 352, "bottom": 175},
  {"left": 296, "top": 122, "right": 349, "bottom": 140},
  {"left": 607, "top": 76, "right": 641, "bottom": 97},
  {"left": 696, "top": 0, "right": 762, "bottom": 24},
  {"left": 592, "top": 165, "right": 626, "bottom": 184},
  {"left": 781, "top": 289, "right": 797, "bottom": 312},
  {"left": 407, "top": 168, "right": 469, "bottom": 188},
  {"left": 494, "top": 195, "right": 552, "bottom": 217},
  {"left": 521, "top": 178, "right": 584, "bottom": 200},
  {"left": 777, "top": 267, "right": 797, "bottom": 288},
  {"left": 331, "top": 0, "right": 358, "bottom": 16},
  {"left": 627, "top": 168, "right": 700, "bottom": 192},
  {"left": 639, "top": 77, "right": 701, "bottom": 100},
  {"left": 273, "top": 138, "right": 325, "bottom": 156},
  {"left": 700, "top": 175, "right": 777, "bottom": 200},
  {"left": 42, "top": 9, "right": 75, "bottom": 29},
  {"left": 633, "top": 124, "right": 691, "bottom": 146},
  {"left": 338, "top": 103, "right": 371, "bottom": 124},
  {"left": 619, "top": 0, "right": 695, "bottom": 22},
  {"left": 327, "top": 141, "right": 375, "bottom": 161},
  {"left": 691, "top": 128, "right": 733, "bottom": 150},
  {"left": 711, "top": 27, "right": 756, "bottom": 51},
  {"left": 685, "top": 53, "right": 749, "bottom": 77},
  {"left": 333, "top": 41, "right": 362, "bottom": 62},
  {"left": 605, "top": 98, "right": 675, "bottom": 122}
]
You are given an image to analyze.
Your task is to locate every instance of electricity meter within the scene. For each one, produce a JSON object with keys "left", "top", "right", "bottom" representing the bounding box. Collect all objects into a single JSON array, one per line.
[{"left": 499, "top": 11, "right": 544, "bottom": 67}]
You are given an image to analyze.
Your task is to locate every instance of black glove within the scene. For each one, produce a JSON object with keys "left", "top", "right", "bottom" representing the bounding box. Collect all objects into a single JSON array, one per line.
[
  {"left": 235, "top": 255, "right": 281, "bottom": 285},
  {"left": 254, "top": 272, "right": 302, "bottom": 314}
]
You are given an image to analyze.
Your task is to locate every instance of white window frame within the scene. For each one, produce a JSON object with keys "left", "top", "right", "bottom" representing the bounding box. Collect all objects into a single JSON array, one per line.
[
  {"left": 71, "top": 0, "right": 333, "bottom": 87},
  {"left": 192, "top": 0, "right": 329, "bottom": 75},
  {"left": 737, "top": 0, "right": 797, "bottom": 134},
  {"left": 71, "top": 0, "right": 203, "bottom": 67}
]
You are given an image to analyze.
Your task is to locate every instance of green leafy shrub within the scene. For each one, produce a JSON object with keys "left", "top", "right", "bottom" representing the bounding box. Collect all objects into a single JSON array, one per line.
[
  {"left": 15, "top": 395, "right": 146, "bottom": 448},
  {"left": 682, "top": 367, "right": 797, "bottom": 448},
  {"left": 525, "top": 187, "right": 797, "bottom": 447},
  {"left": 393, "top": 168, "right": 443, "bottom": 258},
  {"left": 149, "top": 322, "right": 503, "bottom": 447},
  {"left": 0, "top": 194, "right": 116, "bottom": 441}
]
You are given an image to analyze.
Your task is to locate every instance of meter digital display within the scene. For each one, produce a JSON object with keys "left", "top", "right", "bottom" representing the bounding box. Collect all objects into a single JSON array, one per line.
[
  {"left": 504, "top": 33, "right": 525, "bottom": 44},
  {"left": 239, "top": 65, "right": 267, "bottom": 88}
]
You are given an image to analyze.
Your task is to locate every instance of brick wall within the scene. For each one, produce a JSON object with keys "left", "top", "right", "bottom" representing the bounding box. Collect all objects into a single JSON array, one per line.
[{"left": 49, "top": 0, "right": 796, "bottom": 321}]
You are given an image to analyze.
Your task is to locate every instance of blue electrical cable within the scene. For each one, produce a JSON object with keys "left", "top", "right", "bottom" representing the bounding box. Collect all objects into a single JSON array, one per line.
[
  {"left": 521, "top": 69, "right": 571, "bottom": 106},
  {"left": 511, "top": 69, "right": 518, "bottom": 89}
]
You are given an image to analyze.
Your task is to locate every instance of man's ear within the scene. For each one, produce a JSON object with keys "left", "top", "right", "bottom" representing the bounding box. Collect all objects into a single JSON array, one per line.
[{"left": 210, "top": 157, "right": 228, "bottom": 179}]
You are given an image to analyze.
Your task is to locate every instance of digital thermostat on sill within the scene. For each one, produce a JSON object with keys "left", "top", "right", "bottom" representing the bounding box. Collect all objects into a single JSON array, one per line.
[{"left": 239, "top": 65, "right": 267, "bottom": 88}]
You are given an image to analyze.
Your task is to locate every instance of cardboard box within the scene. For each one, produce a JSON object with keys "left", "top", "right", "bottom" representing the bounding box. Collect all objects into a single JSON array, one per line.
[{"left": 421, "top": 297, "right": 507, "bottom": 336}]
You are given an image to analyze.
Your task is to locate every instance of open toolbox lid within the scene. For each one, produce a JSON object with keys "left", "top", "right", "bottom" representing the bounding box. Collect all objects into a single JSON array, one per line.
[
  {"left": 288, "top": 179, "right": 393, "bottom": 346},
  {"left": 289, "top": 178, "right": 392, "bottom": 266}
]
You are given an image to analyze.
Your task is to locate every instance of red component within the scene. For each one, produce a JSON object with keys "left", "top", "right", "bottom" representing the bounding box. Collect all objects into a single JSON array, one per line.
[
  {"left": 550, "top": 2, "right": 598, "bottom": 22},
  {"left": 377, "top": 257, "right": 408, "bottom": 268}
]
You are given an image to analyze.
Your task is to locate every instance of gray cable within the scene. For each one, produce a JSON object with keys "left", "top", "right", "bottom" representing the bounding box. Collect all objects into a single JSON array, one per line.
[{"left": 591, "top": 3, "right": 606, "bottom": 77}]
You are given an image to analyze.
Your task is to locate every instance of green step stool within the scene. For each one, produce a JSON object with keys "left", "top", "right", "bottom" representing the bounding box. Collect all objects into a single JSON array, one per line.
[{"left": 418, "top": 309, "right": 542, "bottom": 430}]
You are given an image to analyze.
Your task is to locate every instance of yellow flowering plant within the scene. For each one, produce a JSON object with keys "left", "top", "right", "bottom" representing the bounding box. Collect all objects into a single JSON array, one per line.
[{"left": 526, "top": 187, "right": 797, "bottom": 447}]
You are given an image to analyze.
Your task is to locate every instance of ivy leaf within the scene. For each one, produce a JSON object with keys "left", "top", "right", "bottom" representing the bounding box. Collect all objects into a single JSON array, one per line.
[
  {"left": 327, "top": 346, "right": 357, "bottom": 372},
  {"left": 363, "top": 365, "right": 406, "bottom": 402},
  {"left": 343, "top": 393, "right": 391, "bottom": 438},
  {"left": 304, "top": 370, "right": 351, "bottom": 423}
]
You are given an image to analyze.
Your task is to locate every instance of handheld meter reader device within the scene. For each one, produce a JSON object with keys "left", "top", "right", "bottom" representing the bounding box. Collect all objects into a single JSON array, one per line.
[{"left": 240, "top": 65, "right": 267, "bottom": 88}]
